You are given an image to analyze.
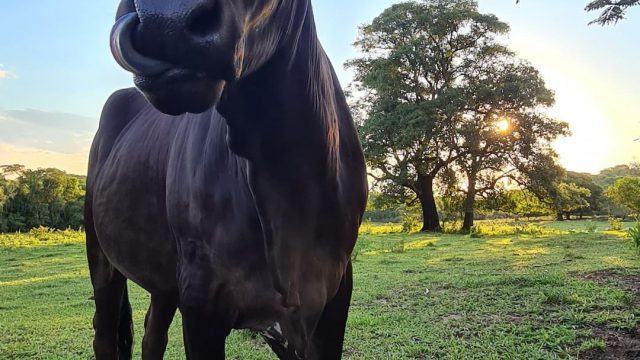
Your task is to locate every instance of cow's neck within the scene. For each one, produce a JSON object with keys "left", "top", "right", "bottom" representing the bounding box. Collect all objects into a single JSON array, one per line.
[
  {"left": 220, "top": 3, "right": 341, "bottom": 178},
  {"left": 218, "top": 4, "right": 353, "bottom": 311}
]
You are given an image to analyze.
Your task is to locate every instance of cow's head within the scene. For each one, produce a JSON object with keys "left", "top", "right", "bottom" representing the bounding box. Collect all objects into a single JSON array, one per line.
[{"left": 111, "top": 0, "right": 308, "bottom": 115}]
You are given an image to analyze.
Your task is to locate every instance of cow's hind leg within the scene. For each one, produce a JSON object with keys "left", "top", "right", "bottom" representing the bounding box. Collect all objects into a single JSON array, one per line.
[
  {"left": 87, "top": 243, "right": 133, "bottom": 360},
  {"left": 142, "top": 294, "right": 178, "bottom": 360},
  {"left": 86, "top": 197, "right": 134, "bottom": 360},
  {"left": 308, "top": 261, "right": 353, "bottom": 360}
]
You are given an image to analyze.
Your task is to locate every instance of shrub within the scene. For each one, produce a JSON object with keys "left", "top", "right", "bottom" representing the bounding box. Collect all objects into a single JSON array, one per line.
[
  {"left": 466, "top": 220, "right": 559, "bottom": 237},
  {"left": 390, "top": 237, "right": 406, "bottom": 253},
  {"left": 359, "top": 221, "right": 402, "bottom": 235},
  {"left": 400, "top": 205, "right": 422, "bottom": 233},
  {"left": 608, "top": 217, "right": 623, "bottom": 231},
  {"left": 442, "top": 221, "right": 462, "bottom": 234},
  {"left": 468, "top": 225, "right": 483, "bottom": 238},
  {"left": 628, "top": 222, "right": 640, "bottom": 254},
  {"left": 0, "top": 229, "right": 85, "bottom": 248}
]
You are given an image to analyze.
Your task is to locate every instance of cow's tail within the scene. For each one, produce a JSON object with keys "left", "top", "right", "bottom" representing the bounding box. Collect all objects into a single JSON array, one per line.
[{"left": 118, "top": 284, "right": 134, "bottom": 359}]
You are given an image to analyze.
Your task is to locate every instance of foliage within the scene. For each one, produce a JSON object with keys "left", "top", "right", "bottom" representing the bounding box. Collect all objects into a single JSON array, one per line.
[
  {"left": 609, "top": 217, "right": 623, "bottom": 231},
  {"left": 628, "top": 222, "right": 640, "bottom": 253},
  {"left": 452, "top": 57, "right": 568, "bottom": 230},
  {"left": 605, "top": 176, "right": 640, "bottom": 216},
  {"left": 0, "top": 165, "right": 86, "bottom": 232},
  {"left": 3, "top": 221, "right": 639, "bottom": 358},
  {"left": 585, "top": 0, "right": 640, "bottom": 25},
  {"left": 358, "top": 221, "right": 403, "bottom": 235},
  {"left": 347, "top": 0, "right": 512, "bottom": 231},
  {"left": 471, "top": 220, "right": 560, "bottom": 236},
  {"left": 0, "top": 227, "right": 85, "bottom": 248},
  {"left": 349, "top": 0, "right": 570, "bottom": 232},
  {"left": 400, "top": 204, "right": 423, "bottom": 233},
  {"left": 593, "top": 164, "right": 640, "bottom": 188},
  {"left": 482, "top": 189, "right": 552, "bottom": 219},
  {"left": 566, "top": 171, "right": 605, "bottom": 216},
  {"left": 363, "top": 192, "right": 402, "bottom": 222},
  {"left": 516, "top": 0, "right": 639, "bottom": 25},
  {"left": 553, "top": 182, "right": 592, "bottom": 217}
]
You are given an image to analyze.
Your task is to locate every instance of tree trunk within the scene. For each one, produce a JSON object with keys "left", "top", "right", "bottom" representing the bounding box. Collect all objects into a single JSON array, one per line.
[
  {"left": 462, "top": 211, "right": 474, "bottom": 232},
  {"left": 556, "top": 212, "right": 564, "bottom": 221},
  {"left": 461, "top": 180, "right": 477, "bottom": 233},
  {"left": 565, "top": 212, "right": 571, "bottom": 221},
  {"left": 417, "top": 175, "right": 441, "bottom": 232}
]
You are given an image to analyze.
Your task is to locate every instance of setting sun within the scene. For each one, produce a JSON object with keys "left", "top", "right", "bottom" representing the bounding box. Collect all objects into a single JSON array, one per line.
[{"left": 496, "top": 118, "right": 510, "bottom": 132}]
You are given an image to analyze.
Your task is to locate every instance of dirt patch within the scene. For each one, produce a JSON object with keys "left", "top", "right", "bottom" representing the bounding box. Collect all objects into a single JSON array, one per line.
[
  {"left": 441, "top": 314, "right": 464, "bottom": 324},
  {"left": 571, "top": 269, "right": 640, "bottom": 297},
  {"left": 581, "top": 328, "right": 640, "bottom": 360},
  {"left": 572, "top": 269, "right": 640, "bottom": 359}
]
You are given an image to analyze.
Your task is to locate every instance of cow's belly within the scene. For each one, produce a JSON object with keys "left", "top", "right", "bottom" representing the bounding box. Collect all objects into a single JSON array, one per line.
[{"left": 92, "top": 119, "right": 178, "bottom": 294}]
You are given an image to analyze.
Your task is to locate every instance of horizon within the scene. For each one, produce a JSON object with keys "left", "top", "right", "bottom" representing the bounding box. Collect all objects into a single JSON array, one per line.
[{"left": 0, "top": 0, "right": 638, "bottom": 175}]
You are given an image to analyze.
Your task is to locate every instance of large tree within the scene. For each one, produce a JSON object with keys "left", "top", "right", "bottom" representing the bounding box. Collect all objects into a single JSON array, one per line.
[
  {"left": 606, "top": 176, "right": 640, "bottom": 216},
  {"left": 454, "top": 61, "right": 569, "bottom": 230},
  {"left": 552, "top": 182, "right": 592, "bottom": 221},
  {"left": 565, "top": 171, "right": 604, "bottom": 218},
  {"left": 347, "top": 0, "right": 510, "bottom": 231}
]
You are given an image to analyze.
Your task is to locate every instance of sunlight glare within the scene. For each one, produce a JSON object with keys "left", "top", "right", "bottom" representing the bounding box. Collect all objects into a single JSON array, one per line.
[{"left": 496, "top": 118, "right": 510, "bottom": 132}]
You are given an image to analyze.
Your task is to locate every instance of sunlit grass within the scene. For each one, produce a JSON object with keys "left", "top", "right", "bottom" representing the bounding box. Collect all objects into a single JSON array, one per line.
[
  {"left": 0, "top": 227, "right": 84, "bottom": 248},
  {"left": 358, "top": 221, "right": 402, "bottom": 235},
  {"left": 1, "top": 220, "right": 639, "bottom": 359}
]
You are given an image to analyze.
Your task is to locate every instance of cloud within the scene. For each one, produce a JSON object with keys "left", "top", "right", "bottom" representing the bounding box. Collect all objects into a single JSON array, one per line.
[
  {"left": 0, "top": 64, "right": 15, "bottom": 79},
  {"left": 0, "top": 143, "right": 88, "bottom": 175},
  {"left": 0, "top": 108, "right": 98, "bottom": 174},
  {"left": 0, "top": 108, "right": 97, "bottom": 132}
]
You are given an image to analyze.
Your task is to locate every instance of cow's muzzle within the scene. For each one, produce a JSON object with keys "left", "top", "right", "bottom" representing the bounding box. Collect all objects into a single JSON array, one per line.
[{"left": 110, "top": 13, "right": 172, "bottom": 76}]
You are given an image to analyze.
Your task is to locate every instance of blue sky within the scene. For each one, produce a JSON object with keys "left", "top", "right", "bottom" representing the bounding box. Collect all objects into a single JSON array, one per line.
[{"left": 0, "top": 1, "right": 638, "bottom": 174}]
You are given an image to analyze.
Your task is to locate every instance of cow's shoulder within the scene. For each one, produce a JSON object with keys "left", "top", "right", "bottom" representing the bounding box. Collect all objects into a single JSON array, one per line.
[
  {"left": 89, "top": 88, "right": 150, "bottom": 172},
  {"left": 98, "top": 87, "right": 148, "bottom": 140}
]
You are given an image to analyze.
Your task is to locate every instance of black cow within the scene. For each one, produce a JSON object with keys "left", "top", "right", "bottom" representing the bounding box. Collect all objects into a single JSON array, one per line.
[{"left": 86, "top": 0, "right": 367, "bottom": 359}]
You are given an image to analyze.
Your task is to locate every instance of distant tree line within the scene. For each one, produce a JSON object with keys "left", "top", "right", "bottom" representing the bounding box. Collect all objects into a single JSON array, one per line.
[
  {"left": 364, "top": 163, "right": 640, "bottom": 228},
  {"left": 0, "top": 164, "right": 85, "bottom": 232}
]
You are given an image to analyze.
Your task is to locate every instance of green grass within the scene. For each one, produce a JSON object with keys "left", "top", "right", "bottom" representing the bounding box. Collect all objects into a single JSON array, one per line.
[{"left": 1, "top": 221, "right": 639, "bottom": 359}]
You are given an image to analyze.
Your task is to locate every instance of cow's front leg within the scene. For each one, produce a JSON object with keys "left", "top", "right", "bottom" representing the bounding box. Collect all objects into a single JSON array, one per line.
[
  {"left": 142, "top": 293, "right": 178, "bottom": 360},
  {"left": 176, "top": 253, "right": 231, "bottom": 360},
  {"left": 180, "top": 304, "right": 230, "bottom": 360},
  {"left": 307, "top": 262, "right": 353, "bottom": 360}
]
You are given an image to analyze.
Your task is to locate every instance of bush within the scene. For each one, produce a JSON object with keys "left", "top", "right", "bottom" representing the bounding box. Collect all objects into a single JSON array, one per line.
[
  {"left": 400, "top": 205, "right": 422, "bottom": 233},
  {"left": 442, "top": 221, "right": 462, "bottom": 234},
  {"left": 454, "top": 220, "right": 561, "bottom": 237},
  {"left": 468, "top": 226, "right": 483, "bottom": 238},
  {"left": 608, "top": 217, "right": 623, "bottom": 231},
  {"left": 359, "top": 221, "right": 402, "bottom": 235},
  {"left": 628, "top": 222, "right": 640, "bottom": 254},
  {"left": 0, "top": 228, "right": 85, "bottom": 248}
]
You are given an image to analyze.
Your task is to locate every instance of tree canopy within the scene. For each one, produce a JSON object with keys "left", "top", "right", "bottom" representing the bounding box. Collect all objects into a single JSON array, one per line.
[
  {"left": 349, "top": 0, "right": 567, "bottom": 231},
  {"left": 606, "top": 176, "right": 640, "bottom": 216},
  {"left": 0, "top": 165, "right": 85, "bottom": 232}
]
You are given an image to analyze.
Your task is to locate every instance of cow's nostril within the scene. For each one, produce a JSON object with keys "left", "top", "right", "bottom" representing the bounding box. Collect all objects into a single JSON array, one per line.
[{"left": 188, "top": 2, "right": 221, "bottom": 37}]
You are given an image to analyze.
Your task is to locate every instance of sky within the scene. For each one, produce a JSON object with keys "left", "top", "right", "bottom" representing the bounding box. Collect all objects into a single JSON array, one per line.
[{"left": 0, "top": 1, "right": 638, "bottom": 175}]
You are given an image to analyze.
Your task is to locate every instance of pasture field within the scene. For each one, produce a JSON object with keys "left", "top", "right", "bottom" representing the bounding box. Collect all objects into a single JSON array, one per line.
[{"left": 1, "top": 221, "right": 639, "bottom": 359}]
